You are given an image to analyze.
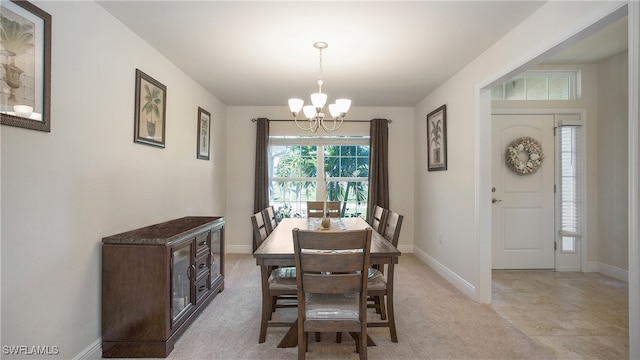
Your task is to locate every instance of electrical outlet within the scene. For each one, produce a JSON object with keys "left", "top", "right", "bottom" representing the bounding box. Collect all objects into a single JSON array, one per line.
[{"left": 438, "top": 232, "right": 443, "bottom": 244}]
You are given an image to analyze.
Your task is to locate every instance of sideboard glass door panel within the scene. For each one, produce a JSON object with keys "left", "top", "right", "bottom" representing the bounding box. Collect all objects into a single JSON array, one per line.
[
  {"left": 210, "top": 228, "right": 222, "bottom": 282},
  {"left": 172, "top": 241, "right": 194, "bottom": 325}
]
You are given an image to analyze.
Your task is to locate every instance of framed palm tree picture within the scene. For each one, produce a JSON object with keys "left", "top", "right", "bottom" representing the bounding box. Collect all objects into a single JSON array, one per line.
[
  {"left": 427, "top": 104, "right": 447, "bottom": 171},
  {"left": 134, "top": 69, "right": 166, "bottom": 148},
  {"left": 196, "top": 107, "right": 211, "bottom": 160}
]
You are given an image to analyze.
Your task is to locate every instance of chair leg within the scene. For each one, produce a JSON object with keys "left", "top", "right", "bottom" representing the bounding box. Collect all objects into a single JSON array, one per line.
[
  {"left": 359, "top": 332, "right": 367, "bottom": 360},
  {"left": 387, "top": 293, "right": 398, "bottom": 343},
  {"left": 269, "top": 296, "right": 278, "bottom": 320},
  {"left": 378, "top": 295, "right": 387, "bottom": 320},
  {"left": 259, "top": 292, "right": 272, "bottom": 343},
  {"left": 298, "top": 331, "right": 306, "bottom": 360}
]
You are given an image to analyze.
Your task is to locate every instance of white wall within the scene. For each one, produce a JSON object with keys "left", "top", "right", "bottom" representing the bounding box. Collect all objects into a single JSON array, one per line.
[
  {"left": 598, "top": 51, "right": 629, "bottom": 271},
  {"left": 0, "top": 2, "right": 226, "bottom": 358},
  {"left": 412, "top": 1, "right": 628, "bottom": 300},
  {"left": 225, "top": 106, "right": 414, "bottom": 254}
]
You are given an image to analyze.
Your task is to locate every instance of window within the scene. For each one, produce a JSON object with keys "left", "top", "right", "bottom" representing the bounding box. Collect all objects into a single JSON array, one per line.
[
  {"left": 492, "top": 70, "right": 579, "bottom": 100},
  {"left": 269, "top": 136, "right": 369, "bottom": 219},
  {"left": 558, "top": 125, "right": 582, "bottom": 253}
]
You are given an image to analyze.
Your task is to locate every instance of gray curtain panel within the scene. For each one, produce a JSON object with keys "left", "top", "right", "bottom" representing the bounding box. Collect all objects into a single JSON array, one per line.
[
  {"left": 368, "top": 118, "right": 389, "bottom": 220},
  {"left": 254, "top": 118, "right": 270, "bottom": 214}
]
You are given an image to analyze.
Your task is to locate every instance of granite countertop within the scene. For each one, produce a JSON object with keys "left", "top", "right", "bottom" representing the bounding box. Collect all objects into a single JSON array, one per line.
[{"left": 102, "top": 216, "right": 223, "bottom": 245}]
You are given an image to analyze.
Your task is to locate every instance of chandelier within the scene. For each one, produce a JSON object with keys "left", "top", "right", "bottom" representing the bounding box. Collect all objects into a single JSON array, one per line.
[{"left": 288, "top": 42, "right": 351, "bottom": 132}]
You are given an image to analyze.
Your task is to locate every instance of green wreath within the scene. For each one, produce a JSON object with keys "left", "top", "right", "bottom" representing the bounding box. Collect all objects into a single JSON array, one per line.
[{"left": 505, "top": 137, "right": 544, "bottom": 175}]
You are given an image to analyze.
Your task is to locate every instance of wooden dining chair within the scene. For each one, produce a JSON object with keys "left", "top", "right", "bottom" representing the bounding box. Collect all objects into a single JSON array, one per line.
[
  {"left": 251, "top": 211, "right": 269, "bottom": 252},
  {"left": 326, "top": 201, "right": 341, "bottom": 218},
  {"left": 368, "top": 205, "right": 388, "bottom": 233},
  {"left": 293, "top": 228, "right": 372, "bottom": 360},
  {"left": 306, "top": 201, "right": 324, "bottom": 218},
  {"left": 367, "top": 210, "right": 403, "bottom": 342},
  {"left": 263, "top": 205, "right": 278, "bottom": 234},
  {"left": 251, "top": 212, "right": 297, "bottom": 343},
  {"left": 307, "top": 201, "right": 341, "bottom": 218},
  {"left": 382, "top": 211, "right": 403, "bottom": 247}
]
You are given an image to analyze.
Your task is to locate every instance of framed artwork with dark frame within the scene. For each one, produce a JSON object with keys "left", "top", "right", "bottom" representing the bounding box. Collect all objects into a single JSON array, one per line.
[
  {"left": 196, "top": 107, "right": 211, "bottom": 160},
  {"left": 427, "top": 104, "right": 447, "bottom": 171},
  {"left": 0, "top": 0, "right": 52, "bottom": 132},
  {"left": 134, "top": 69, "right": 166, "bottom": 148}
]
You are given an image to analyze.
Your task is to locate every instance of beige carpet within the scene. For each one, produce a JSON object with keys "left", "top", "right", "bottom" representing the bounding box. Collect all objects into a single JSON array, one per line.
[{"left": 161, "top": 253, "right": 554, "bottom": 360}]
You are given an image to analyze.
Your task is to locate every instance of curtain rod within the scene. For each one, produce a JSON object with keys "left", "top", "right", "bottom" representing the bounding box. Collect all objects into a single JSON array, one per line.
[{"left": 251, "top": 118, "right": 391, "bottom": 123}]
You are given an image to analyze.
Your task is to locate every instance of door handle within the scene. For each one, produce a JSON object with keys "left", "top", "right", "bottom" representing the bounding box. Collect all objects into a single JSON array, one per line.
[{"left": 492, "top": 198, "right": 502, "bottom": 204}]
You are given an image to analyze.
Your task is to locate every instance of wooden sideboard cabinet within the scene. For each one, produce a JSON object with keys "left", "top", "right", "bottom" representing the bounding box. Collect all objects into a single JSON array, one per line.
[{"left": 102, "top": 216, "right": 224, "bottom": 358}]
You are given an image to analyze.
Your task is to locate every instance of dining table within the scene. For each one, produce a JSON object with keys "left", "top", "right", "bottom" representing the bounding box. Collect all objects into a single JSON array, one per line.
[{"left": 253, "top": 216, "right": 402, "bottom": 348}]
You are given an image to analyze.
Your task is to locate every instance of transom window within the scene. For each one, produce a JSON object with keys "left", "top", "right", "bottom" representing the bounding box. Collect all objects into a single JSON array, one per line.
[
  {"left": 492, "top": 70, "right": 579, "bottom": 100},
  {"left": 269, "top": 136, "right": 369, "bottom": 219}
]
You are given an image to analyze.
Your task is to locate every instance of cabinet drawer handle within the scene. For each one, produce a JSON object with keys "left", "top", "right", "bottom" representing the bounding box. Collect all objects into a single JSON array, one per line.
[
  {"left": 198, "top": 263, "right": 206, "bottom": 269},
  {"left": 199, "top": 241, "right": 207, "bottom": 246},
  {"left": 198, "top": 285, "right": 207, "bottom": 292}
]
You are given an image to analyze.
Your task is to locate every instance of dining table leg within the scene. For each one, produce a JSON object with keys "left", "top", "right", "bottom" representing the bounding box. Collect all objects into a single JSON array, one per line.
[{"left": 277, "top": 319, "right": 299, "bottom": 348}]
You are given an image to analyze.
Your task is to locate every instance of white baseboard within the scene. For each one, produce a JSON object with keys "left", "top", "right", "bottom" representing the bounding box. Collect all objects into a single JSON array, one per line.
[
  {"left": 585, "top": 261, "right": 628, "bottom": 282},
  {"left": 597, "top": 262, "right": 629, "bottom": 282},
  {"left": 412, "top": 246, "right": 477, "bottom": 301},
  {"left": 73, "top": 338, "right": 101, "bottom": 360},
  {"left": 397, "top": 244, "right": 413, "bottom": 253}
]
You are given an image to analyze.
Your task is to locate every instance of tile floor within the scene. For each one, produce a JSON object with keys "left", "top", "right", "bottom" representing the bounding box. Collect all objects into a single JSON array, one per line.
[{"left": 492, "top": 270, "right": 629, "bottom": 359}]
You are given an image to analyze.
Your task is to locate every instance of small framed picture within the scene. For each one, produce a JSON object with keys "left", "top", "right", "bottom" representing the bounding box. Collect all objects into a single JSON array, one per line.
[
  {"left": 0, "top": 0, "right": 52, "bottom": 132},
  {"left": 427, "top": 104, "right": 447, "bottom": 171},
  {"left": 196, "top": 107, "right": 211, "bottom": 160},
  {"left": 134, "top": 69, "right": 166, "bottom": 148}
]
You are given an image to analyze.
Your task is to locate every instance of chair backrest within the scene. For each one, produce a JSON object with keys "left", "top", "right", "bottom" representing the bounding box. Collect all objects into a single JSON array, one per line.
[
  {"left": 263, "top": 206, "right": 278, "bottom": 234},
  {"left": 251, "top": 211, "right": 269, "bottom": 251},
  {"left": 369, "top": 205, "right": 388, "bottom": 233},
  {"left": 293, "top": 227, "right": 371, "bottom": 308},
  {"left": 326, "top": 201, "right": 341, "bottom": 218},
  {"left": 382, "top": 211, "right": 403, "bottom": 247},
  {"left": 306, "top": 201, "right": 324, "bottom": 218},
  {"left": 307, "top": 201, "right": 341, "bottom": 218}
]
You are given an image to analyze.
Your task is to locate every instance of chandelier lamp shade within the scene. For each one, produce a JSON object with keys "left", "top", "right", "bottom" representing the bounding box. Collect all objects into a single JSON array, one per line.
[{"left": 288, "top": 42, "right": 351, "bottom": 132}]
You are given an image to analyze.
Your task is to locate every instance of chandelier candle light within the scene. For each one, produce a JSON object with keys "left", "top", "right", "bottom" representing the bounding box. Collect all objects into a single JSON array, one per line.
[{"left": 288, "top": 42, "right": 351, "bottom": 132}]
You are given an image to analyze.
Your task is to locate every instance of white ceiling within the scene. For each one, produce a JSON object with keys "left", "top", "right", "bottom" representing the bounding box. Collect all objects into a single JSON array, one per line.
[
  {"left": 545, "top": 15, "right": 628, "bottom": 64},
  {"left": 97, "top": 1, "right": 626, "bottom": 108}
]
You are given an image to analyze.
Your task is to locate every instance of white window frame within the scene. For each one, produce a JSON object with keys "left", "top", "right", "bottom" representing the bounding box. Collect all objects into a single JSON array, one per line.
[
  {"left": 269, "top": 136, "right": 370, "bottom": 218},
  {"left": 555, "top": 113, "right": 586, "bottom": 271}
]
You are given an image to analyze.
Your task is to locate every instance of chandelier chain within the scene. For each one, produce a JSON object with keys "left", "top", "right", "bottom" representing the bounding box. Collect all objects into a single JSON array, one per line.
[{"left": 317, "top": 47, "right": 323, "bottom": 90}]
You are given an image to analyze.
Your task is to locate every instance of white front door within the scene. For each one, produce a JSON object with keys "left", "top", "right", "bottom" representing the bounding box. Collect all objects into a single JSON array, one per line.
[{"left": 492, "top": 114, "right": 555, "bottom": 269}]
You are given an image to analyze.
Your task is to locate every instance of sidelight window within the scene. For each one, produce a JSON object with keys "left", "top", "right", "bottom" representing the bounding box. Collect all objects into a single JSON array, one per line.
[{"left": 558, "top": 125, "right": 582, "bottom": 253}]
